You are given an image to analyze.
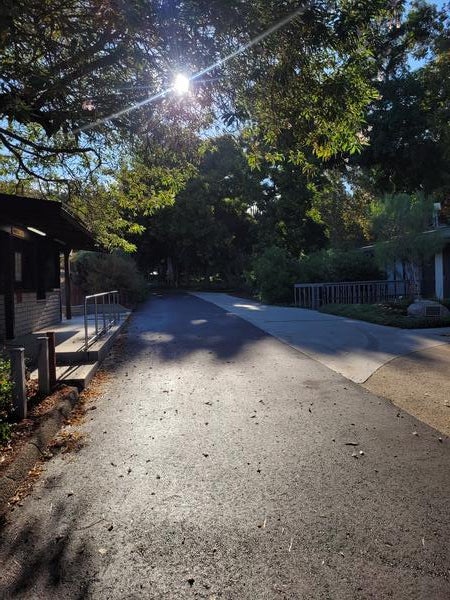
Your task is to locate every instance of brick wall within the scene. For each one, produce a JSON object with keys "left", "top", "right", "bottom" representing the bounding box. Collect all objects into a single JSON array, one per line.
[{"left": 13, "top": 290, "right": 61, "bottom": 338}]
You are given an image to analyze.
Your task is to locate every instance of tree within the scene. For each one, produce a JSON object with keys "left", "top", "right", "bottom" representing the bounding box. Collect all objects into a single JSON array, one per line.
[
  {"left": 2, "top": 0, "right": 435, "bottom": 259},
  {"left": 0, "top": 0, "right": 218, "bottom": 186},
  {"left": 354, "top": 2, "right": 450, "bottom": 196},
  {"left": 220, "top": 1, "right": 403, "bottom": 170},
  {"left": 65, "top": 120, "right": 204, "bottom": 251},
  {"left": 1, "top": 0, "right": 404, "bottom": 186},
  {"left": 370, "top": 192, "right": 445, "bottom": 293},
  {"left": 310, "top": 168, "right": 374, "bottom": 249},
  {"left": 136, "top": 136, "right": 260, "bottom": 285},
  {"left": 356, "top": 69, "right": 450, "bottom": 196},
  {"left": 254, "top": 161, "right": 326, "bottom": 257}
]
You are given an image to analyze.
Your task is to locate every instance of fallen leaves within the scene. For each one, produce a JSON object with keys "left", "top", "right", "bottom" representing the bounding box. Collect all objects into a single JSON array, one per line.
[
  {"left": 8, "top": 462, "right": 44, "bottom": 507},
  {"left": 48, "top": 429, "right": 85, "bottom": 455},
  {"left": 0, "top": 386, "right": 74, "bottom": 475}
]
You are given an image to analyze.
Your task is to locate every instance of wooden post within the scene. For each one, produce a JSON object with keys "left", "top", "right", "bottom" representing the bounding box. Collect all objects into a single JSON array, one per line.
[
  {"left": 4, "top": 233, "right": 15, "bottom": 339},
  {"left": 37, "top": 336, "right": 50, "bottom": 395},
  {"left": 64, "top": 250, "right": 72, "bottom": 320},
  {"left": 9, "top": 347, "right": 26, "bottom": 420},
  {"left": 46, "top": 331, "right": 57, "bottom": 388}
]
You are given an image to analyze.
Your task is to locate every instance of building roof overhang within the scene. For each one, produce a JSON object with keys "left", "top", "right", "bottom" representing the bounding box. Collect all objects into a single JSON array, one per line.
[
  {"left": 0, "top": 193, "right": 98, "bottom": 250},
  {"left": 360, "top": 226, "right": 450, "bottom": 253}
]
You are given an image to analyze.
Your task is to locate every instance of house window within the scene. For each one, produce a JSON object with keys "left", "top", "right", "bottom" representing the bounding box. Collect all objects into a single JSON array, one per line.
[
  {"left": 13, "top": 240, "right": 36, "bottom": 291},
  {"left": 14, "top": 252, "right": 22, "bottom": 283}
]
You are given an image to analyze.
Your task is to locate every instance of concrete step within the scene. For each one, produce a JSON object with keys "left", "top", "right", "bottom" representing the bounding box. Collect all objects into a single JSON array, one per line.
[
  {"left": 31, "top": 312, "right": 130, "bottom": 389},
  {"left": 31, "top": 361, "right": 99, "bottom": 390},
  {"left": 55, "top": 321, "right": 125, "bottom": 365}
]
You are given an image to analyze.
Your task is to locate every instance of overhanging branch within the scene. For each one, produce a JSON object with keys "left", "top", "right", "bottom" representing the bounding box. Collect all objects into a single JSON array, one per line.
[
  {"left": 0, "top": 132, "right": 69, "bottom": 184},
  {"left": 0, "top": 126, "right": 97, "bottom": 155}
]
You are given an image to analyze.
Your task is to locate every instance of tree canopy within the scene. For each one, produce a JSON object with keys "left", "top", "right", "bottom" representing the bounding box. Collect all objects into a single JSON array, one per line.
[
  {"left": 1, "top": 0, "right": 404, "bottom": 184},
  {"left": 1, "top": 0, "right": 449, "bottom": 285},
  {"left": 135, "top": 136, "right": 260, "bottom": 284}
]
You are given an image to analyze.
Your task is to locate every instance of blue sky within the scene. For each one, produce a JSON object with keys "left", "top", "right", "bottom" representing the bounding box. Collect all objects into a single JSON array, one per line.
[{"left": 408, "top": 0, "right": 448, "bottom": 69}]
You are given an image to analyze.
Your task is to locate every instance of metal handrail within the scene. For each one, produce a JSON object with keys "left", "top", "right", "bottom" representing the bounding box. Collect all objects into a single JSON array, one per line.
[
  {"left": 84, "top": 290, "right": 120, "bottom": 350},
  {"left": 294, "top": 279, "right": 406, "bottom": 288}
]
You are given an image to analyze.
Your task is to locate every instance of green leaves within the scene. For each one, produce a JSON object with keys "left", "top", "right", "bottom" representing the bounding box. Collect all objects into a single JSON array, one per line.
[
  {"left": 370, "top": 192, "right": 446, "bottom": 269},
  {"left": 134, "top": 136, "right": 260, "bottom": 284}
]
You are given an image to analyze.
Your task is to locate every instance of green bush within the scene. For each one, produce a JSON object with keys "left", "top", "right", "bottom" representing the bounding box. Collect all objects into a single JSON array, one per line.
[
  {"left": 0, "top": 357, "right": 13, "bottom": 444},
  {"left": 385, "top": 297, "right": 413, "bottom": 311},
  {"left": 247, "top": 246, "right": 382, "bottom": 304},
  {"left": 297, "top": 248, "right": 382, "bottom": 284},
  {"left": 247, "top": 246, "right": 301, "bottom": 304},
  {"left": 71, "top": 251, "right": 149, "bottom": 303}
]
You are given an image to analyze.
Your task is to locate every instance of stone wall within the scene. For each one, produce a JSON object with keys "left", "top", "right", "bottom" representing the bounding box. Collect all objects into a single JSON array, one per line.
[{"left": 0, "top": 290, "right": 61, "bottom": 340}]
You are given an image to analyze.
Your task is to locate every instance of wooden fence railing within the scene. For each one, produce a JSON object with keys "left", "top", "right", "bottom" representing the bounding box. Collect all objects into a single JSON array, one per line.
[{"left": 294, "top": 280, "right": 410, "bottom": 309}]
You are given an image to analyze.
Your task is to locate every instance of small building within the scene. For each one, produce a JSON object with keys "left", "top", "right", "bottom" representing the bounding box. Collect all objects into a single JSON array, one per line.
[
  {"left": 0, "top": 193, "right": 96, "bottom": 340},
  {"left": 385, "top": 227, "right": 450, "bottom": 300},
  {"left": 362, "top": 201, "right": 450, "bottom": 301}
]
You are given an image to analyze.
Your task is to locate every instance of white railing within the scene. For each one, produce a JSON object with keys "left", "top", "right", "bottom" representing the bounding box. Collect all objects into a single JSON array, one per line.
[
  {"left": 84, "top": 291, "right": 120, "bottom": 350},
  {"left": 294, "top": 280, "right": 410, "bottom": 309}
]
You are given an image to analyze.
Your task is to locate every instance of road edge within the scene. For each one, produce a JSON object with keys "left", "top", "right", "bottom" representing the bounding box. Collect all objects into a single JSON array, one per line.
[{"left": 0, "top": 385, "right": 79, "bottom": 516}]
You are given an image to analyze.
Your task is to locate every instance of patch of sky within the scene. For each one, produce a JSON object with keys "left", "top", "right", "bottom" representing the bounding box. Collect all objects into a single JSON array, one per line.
[{"left": 408, "top": 0, "right": 448, "bottom": 70}]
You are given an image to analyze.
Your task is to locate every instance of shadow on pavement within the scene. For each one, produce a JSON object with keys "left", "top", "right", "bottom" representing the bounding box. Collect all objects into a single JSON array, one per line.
[
  {"left": 0, "top": 481, "right": 94, "bottom": 599},
  {"left": 122, "top": 291, "right": 270, "bottom": 365}
]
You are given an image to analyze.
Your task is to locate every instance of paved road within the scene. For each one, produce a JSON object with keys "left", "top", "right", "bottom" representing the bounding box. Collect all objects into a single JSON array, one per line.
[
  {"left": 1, "top": 292, "right": 450, "bottom": 599},
  {"left": 193, "top": 292, "right": 450, "bottom": 383}
]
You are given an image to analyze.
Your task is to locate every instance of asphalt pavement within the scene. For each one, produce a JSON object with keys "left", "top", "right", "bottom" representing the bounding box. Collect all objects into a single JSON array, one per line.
[{"left": 1, "top": 292, "right": 450, "bottom": 599}]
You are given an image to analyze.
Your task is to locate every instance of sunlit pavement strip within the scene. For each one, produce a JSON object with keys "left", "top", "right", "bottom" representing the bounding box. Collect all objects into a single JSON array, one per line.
[{"left": 192, "top": 292, "right": 450, "bottom": 383}]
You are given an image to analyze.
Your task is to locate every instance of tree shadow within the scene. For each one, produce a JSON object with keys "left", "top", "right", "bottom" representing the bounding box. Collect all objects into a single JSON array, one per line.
[
  {"left": 185, "top": 293, "right": 450, "bottom": 378},
  {"left": 118, "top": 291, "right": 270, "bottom": 366},
  {"left": 0, "top": 490, "right": 95, "bottom": 599}
]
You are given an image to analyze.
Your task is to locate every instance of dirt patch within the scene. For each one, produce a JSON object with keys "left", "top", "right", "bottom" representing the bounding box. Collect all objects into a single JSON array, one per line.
[
  {"left": 44, "top": 373, "right": 110, "bottom": 458},
  {"left": 363, "top": 343, "right": 450, "bottom": 437},
  {"left": 1, "top": 368, "right": 112, "bottom": 512},
  {"left": 0, "top": 385, "right": 75, "bottom": 476}
]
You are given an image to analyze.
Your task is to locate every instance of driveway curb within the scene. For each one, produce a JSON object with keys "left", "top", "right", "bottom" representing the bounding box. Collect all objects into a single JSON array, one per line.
[{"left": 0, "top": 385, "right": 79, "bottom": 515}]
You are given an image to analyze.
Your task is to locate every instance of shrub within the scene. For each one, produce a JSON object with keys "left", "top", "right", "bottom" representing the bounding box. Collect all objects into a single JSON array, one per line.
[
  {"left": 247, "top": 246, "right": 382, "bottom": 304},
  {"left": 71, "top": 251, "right": 148, "bottom": 304},
  {"left": 297, "top": 248, "right": 382, "bottom": 284},
  {"left": 247, "top": 246, "right": 301, "bottom": 304},
  {"left": 0, "top": 356, "right": 13, "bottom": 444}
]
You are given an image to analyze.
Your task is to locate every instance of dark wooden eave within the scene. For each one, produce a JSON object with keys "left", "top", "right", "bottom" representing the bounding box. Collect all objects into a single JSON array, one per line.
[{"left": 0, "top": 193, "right": 97, "bottom": 250}]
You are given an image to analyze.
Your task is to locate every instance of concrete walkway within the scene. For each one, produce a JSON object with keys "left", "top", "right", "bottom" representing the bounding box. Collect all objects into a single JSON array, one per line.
[{"left": 192, "top": 293, "right": 450, "bottom": 383}]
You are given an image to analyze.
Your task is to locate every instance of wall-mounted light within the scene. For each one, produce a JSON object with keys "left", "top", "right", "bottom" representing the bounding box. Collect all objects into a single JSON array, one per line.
[{"left": 27, "top": 226, "right": 46, "bottom": 237}]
